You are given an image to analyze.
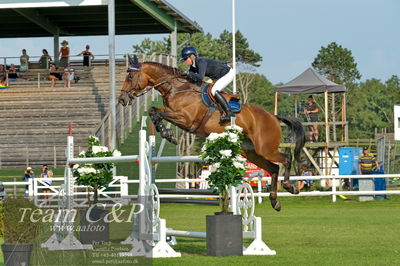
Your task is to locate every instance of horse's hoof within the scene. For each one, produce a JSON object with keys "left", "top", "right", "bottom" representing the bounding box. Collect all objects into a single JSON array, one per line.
[
  {"left": 270, "top": 199, "right": 281, "bottom": 212},
  {"left": 293, "top": 187, "right": 300, "bottom": 194},
  {"left": 170, "top": 136, "right": 178, "bottom": 145}
]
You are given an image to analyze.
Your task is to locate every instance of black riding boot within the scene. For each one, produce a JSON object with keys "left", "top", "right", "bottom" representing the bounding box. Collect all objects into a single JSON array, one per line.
[{"left": 214, "top": 91, "right": 234, "bottom": 123}]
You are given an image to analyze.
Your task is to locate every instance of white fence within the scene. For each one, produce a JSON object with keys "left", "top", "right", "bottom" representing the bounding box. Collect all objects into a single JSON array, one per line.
[{"left": 2, "top": 173, "right": 400, "bottom": 206}]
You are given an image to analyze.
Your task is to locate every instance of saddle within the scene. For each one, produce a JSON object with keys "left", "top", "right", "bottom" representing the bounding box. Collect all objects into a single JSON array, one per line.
[{"left": 201, "top": 83, "right": 242, "bottom": 113}]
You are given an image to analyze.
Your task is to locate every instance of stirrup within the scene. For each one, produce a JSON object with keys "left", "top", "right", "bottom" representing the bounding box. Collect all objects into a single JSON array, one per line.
[{"left": 219, "top": 112, "right": 234, "bottom": 123}]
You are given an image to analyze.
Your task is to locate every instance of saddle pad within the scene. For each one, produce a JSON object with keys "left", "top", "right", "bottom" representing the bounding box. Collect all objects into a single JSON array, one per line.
[{"left": 201, "top": 84, "right": 242, "bottom": 113}]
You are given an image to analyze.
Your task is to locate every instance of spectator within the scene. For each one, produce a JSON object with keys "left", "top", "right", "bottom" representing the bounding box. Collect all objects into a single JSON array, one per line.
[
  {"left": 39, "top": 49, "right": 52, "bottom": 69},
  {"left": 0, "top": 76, "right": 6, "bottom": 88},
  {"left": 7, "top": 64, "right": 20, "bottom": 80},
  {"left": 59, "top": 40, "right": 70, "bottom": 69},
  {"left": 48, "top": 64, "right": 62, "bottom": 88},
  {"left": 40, "top": 164, "right": 53, "bottom": 205},
  {"left": 22, "top": 166, "right": 36, "bottom": 196},
  {"left": 77, "top": 45, "right": 94, "bottom": 70},
  {"left": 302, "top": 95, "right": 319, "bottom": 142},
  {"left": 20, "top": 49, "right": 30, "bottom": 71},
  {"left": 63, "top": 63, "right": 76, "bottom": 88},
  {"left": 359, "top": 147, "right": 380, "bottom": 175},
  {"left": 298, "top": 165, "right": 313, "bottom": 191}
]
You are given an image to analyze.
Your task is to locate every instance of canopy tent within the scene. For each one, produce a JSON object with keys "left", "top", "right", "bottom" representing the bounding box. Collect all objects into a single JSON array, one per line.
[
  {"left": 275, "top": 68, "right": 346, "bottom": 94},
  {"left": 274, "top": 67, "right": 348, "bottom": 176}
]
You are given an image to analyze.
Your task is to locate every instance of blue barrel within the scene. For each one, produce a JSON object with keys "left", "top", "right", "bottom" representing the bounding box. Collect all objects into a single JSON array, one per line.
[{"left": 373, "top": 166, "right": 387, "bottom": 199}]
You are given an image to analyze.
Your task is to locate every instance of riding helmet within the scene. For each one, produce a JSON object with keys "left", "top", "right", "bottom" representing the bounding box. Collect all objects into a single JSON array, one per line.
[{"left": 180, "top": 46, "right": 198, "bottom": 61}]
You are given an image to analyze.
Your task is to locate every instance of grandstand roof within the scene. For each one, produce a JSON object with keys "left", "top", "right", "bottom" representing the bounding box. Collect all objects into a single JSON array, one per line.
[{"left": 0, "top": 0, "right": 202, "bottom": 38}]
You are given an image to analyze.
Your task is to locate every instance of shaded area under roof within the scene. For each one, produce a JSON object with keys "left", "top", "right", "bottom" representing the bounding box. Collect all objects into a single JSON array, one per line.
[
  {"left": 0, "top": 0, "right": 202, "bottom": 38},
  {"left": 276, "top": 68, "right": 346, "bottom": 94}
]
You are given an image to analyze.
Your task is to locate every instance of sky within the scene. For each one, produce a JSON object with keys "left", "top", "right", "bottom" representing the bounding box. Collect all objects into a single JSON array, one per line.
[{"left": 0, "top": 0, "right": 399, "bottom": 84}]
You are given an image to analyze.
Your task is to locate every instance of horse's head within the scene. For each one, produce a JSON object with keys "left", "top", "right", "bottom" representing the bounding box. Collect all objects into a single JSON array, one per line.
[{"left": 118, "top": 55, "right": 150, "bottom": 106}]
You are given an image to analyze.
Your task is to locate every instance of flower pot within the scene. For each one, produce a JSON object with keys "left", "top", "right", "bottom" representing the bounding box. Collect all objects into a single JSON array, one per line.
[
  {"left": 79, "top": 207, "right": 109, "bottom": 245},
  {"left": 2, "top": 243, "right": 33, "bottom": 266},
  {"left": 206, "top": 212, "right": 243, "bottom": 257}
]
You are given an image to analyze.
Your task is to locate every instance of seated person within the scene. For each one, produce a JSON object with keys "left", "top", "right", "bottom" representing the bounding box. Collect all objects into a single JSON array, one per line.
[
  {"left": 298, "top": 165, "right": 314, "bottom": 191},
  {"left": 48, "top": 64, "right": 62, "bottom": 88},
  {"left": 0, "top": 76, "right": 7, "bottom": 87},
  {"left": 7, "top": 64, "right": 20, "bottom": 80},
  {"left": 62, "top": 63, "right": 78, "bottom": 88}
]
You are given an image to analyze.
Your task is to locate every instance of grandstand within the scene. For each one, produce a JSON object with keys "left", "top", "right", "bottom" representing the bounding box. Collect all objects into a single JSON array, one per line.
[{"left": 0, "top": 59, "right": 132, "bottom": 168}]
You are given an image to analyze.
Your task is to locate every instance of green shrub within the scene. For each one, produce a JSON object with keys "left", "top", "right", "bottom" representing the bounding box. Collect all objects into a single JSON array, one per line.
[
  {"left": 0, "top": 201, "right": 3, "bottom": 237},
  {"left": 3, "top": 197, "right": 39, "bottom": 244}
]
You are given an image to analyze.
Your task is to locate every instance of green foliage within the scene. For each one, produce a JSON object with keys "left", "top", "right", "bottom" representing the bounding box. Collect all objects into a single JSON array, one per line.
[
  {"left": 3, "top": 197, "right": 39, "bottom": 244},
  {"left": 312, "top": 42, "right": 361, "bottom": 85},
  {"left": 0, "top": 201, "right": 3, "bottom": 237},
  {"left": 73, "top": 136, "right": 121, "bottom": 204},
  {"left": 347, "top": 76, "right": 399, "bottom": 138},
  {"left": 199, "top": 126, "right": 247, "bottom": 212},
  {"left": 132, "top": 30, "right": 262, "bottom": 67}
]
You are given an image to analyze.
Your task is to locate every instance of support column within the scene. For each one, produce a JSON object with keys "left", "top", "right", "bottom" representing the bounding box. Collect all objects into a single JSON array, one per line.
[
  {"left": 343, "top": 93, "right": 348, "bottom": 141},
  {"left": 274, "top": 91, "right": 279, "bottom": 115},
  {"left": 108, "top": 0, "right": 116, "bottom": 151},
  {"left": 170, "top": 20, "right": 177, "bottom": 68},
  {"left": 324, "top": 89, "right": 330, "bottom": 178},
  {"left": 53, "top": 33, "right": 59, "bottom": 63}
]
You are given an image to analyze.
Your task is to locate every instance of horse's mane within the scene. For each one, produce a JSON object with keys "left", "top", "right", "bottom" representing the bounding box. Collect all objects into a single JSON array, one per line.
[
  {"left": 143, "top": 61, "right": 185, "bottom": 77},
  {"left": 142, "top": 61, "right": 203, "bottom": 90}
]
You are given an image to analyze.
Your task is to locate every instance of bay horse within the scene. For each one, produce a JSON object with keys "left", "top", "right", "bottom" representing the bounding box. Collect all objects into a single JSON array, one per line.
[{"left": 118, "top": 58, "right": 305, "bottom": 211}]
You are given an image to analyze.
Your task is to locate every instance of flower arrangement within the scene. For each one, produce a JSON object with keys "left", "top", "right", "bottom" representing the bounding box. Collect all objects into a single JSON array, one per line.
[
  {"left": 72, "top": 136, "right": 121, "bottom": 205},
  {"left": 199, "top": 125, "right": 247, "bottom": 213}
]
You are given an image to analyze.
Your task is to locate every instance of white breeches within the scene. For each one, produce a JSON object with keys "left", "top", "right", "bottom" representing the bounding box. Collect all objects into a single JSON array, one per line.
[{"left": 211, "top": 68, "right": 235, "bottom": 95}]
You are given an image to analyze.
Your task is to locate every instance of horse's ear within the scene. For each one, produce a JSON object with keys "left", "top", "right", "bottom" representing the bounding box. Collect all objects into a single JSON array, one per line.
[{"left": 128, "top": 55, "right": 141, "bottom": 72}]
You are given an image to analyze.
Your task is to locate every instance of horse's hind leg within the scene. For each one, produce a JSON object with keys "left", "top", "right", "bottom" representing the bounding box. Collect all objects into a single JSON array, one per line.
[
  {"left": 242, "top": 147, "right": 281, "bottom": 211},
  {"left": 281, "top": 153, "right": 300, "bottom": 194}
]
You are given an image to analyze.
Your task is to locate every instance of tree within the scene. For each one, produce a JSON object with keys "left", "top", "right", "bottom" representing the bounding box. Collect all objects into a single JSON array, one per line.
[
  {"left": 312, "top": 42, "right": 361, "bottom": 85},
  {"left": 347, "top": 76, "right": 399, "bottom": 138},
  {"left": 312, "top": 42, "right": 362, "bottom": 140},
  {"left": 132, "top": 30, "right": 262, "bottom": 68}
]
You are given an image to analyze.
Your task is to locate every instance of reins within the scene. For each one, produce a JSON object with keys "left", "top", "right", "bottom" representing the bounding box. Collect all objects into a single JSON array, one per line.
[{"left": 131, "top": 77, "right": 201, "bottom": 98}]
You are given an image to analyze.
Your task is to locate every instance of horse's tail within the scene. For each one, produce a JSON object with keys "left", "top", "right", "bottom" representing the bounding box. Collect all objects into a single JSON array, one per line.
[{"left": 276, "top": 115, "right": 306, "bottom": 163}]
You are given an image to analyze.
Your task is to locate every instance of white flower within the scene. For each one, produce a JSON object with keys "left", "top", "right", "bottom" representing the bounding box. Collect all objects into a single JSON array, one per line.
[
  {"left": 200, "top": 170, "right": 211, "bottom": 179},
  {"left": 73, "top": 164, "right": 79, "bottom": 169},
  {"left": 235, "top": 156, "right": 247, "bottom": 162},
  {"left": 210, "top": 163, "right": 221, "bottom": 173},
  {"left": 204, "top": 156, "right": 211, "bottom": 162},
  {"left": 77, "top": 167, "right": 97, "bottom": 175},
  {"left": 207, "top": 132, "right": 221, "bottom": 141},
  {"left": 228, "top": 132, "right": 238, "bottom": 143},
  {"left": 225, "top": 125, "right": 243, "bottom": 132},
  {"left": 79, "top": 151, "right": 86, "bottom": 156},
  {"left": 219, "top": 149, "right": 232, "bottom": 158},
  {"left": 233, "top": 161, "right": 245, "bottom": 169},
  {"left": 113, "top": 149, "right": 122, "bottom": 157},
  {"left": 92, "top": 145, "right": 109, "bottom": 154},
  {"left": 201, "top": 145, "right": 206, "bottom": 153}
]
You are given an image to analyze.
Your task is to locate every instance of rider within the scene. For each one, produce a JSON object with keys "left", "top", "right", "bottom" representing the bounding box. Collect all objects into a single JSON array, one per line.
[{"left": 180, "top": 46, "right": 235, "bottom": 123}]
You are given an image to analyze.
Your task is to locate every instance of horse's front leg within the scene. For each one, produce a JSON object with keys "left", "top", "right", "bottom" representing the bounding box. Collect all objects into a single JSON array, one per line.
[{"left": 148, "top": 107, "right": 178, "bottom": 144}]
